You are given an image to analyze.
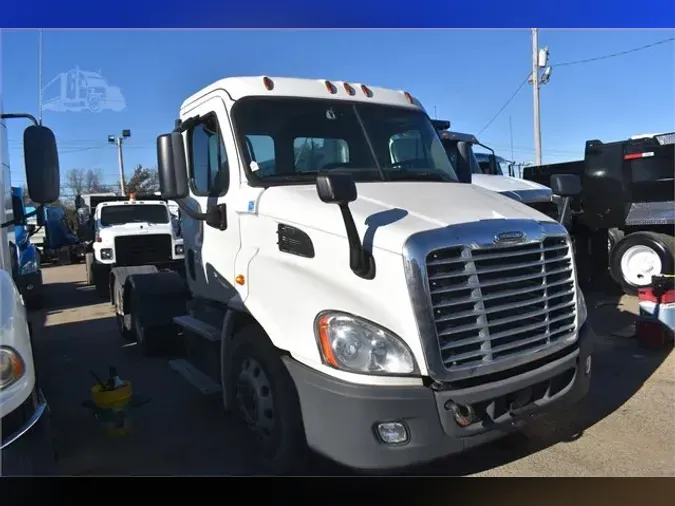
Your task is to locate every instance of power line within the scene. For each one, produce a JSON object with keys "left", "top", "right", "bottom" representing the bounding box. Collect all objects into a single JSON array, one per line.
[
  {"left": 477, "top": 74, "right": 530, "bottom": 136},
  {"left": 553, "top": 36, "right": 675, "bottom": 67},
  {"left": 477, "top": 35, "right": 675, "bottom": 136}
]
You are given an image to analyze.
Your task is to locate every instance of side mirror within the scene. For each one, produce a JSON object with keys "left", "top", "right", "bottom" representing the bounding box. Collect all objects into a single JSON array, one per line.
[
  {"left": 24, "top": 125, "right": 60, "bottom": 204},
  {"left": 11, "top": 195, "right": 26, "bottom": 224},
  {"left": 487, "top": 154, "right": 498, "bottom": 175},
  {"left": 551, "top": 174, "right": 582, "bottom": 197},
  {"left": 157, "top": 132, "right": 189, "bottom": 200},
  {"left": 316, "top": 173, "right": 357, "bottom": 205}
]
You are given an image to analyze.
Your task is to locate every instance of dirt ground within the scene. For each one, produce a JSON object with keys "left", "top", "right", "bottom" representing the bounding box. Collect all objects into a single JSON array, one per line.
[{"left": 28, "top": 263, "right": 675, "bottom": 476}]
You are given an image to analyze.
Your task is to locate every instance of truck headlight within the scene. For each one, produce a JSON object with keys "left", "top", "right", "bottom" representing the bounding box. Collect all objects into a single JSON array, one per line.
[
  {"left": 577, "top": 288, "right": 588, "bottom": 327},
  {"left": 19, "top": 260, "right": 38, "bottom": 275},
  {"left": 0, "top": 347, "right": 26, "bottom": 390},
  {"left": 101, "top": 248, "right": 113, "bottom": 260},
  {"left": 315, "top": 312, "right": 418, "bottom": 375}
]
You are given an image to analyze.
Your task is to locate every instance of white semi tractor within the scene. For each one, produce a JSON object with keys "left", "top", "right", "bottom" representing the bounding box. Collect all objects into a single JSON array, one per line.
[
  {"left": 1, "top": 106, "right": 61, "bottom": 474},
  {"left": 111, "top": 76, "right": 594, "bottom": 473},
  {"left": 431, "top": 122, "right": 560, "bottom": 222}
]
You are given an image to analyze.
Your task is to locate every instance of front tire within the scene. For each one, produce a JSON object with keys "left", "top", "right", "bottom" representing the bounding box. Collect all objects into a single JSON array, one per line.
[
  {"left": 85, "top": 253, "right": 94, "bottom": 285},
  {"left": 225, "top": 325, "right": 307, "bottom": 474},
  {"left": 610, "top": 231, "right": 675, "bottom": 295}
]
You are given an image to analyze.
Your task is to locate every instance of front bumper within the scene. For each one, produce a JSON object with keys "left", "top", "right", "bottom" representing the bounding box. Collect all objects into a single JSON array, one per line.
[
  {"left": 285, "top": 322, "right": 594, "bottom": 471},
  {"left": 1, "top": 388, "right": 55, "bottom": 476}
]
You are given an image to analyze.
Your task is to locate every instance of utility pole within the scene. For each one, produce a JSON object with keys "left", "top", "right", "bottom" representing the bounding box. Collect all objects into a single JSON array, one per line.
[
  {"left": 530, "top": 28, "right": 552, "bottom": 166},
  {"left": 108, "top": 130, "right": 131, "bottom": 195}
]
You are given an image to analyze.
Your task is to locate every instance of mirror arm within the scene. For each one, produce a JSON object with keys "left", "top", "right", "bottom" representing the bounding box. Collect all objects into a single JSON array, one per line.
[
  {"left": 175, "top": 199, "right": 208, "bottom": 221},
  {"left": 28, "top": 225, "right": 42, "bottom": 239},
  {"left": 1, "top": 113, "right": 39, "bottom": 126}
]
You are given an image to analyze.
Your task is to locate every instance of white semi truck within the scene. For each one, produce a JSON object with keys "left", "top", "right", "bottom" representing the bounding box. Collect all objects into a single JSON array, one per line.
[
  {"left": 77, "top": 193, "right": 185, "bottom": 296},
  {"left": 112, "top": 76, "right": 594, "bottom": 473},
  {"left": 1, "top": 106, "right": 61, "bottom": 474},
  {"left": 431, "top": 122, "right": 560, "bottom": 222}
]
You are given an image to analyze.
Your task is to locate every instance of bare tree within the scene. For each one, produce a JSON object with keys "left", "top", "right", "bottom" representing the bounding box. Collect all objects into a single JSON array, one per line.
[{"left": 64, "top": 168, "right": 108, "bottom": 196}]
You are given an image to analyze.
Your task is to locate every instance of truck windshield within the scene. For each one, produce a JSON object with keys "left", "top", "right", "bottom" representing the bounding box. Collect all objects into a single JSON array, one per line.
[
  {"left": 100, "top": 205, "right": 169, "bottom": 226},
  {"left": 232, "top": 98, "right": 459, "bottom": 184}
]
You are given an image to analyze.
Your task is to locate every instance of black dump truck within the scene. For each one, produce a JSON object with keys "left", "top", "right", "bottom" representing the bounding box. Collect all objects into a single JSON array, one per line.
[{"left": 523, "top": 132, "right": 674, "bottom": 294}]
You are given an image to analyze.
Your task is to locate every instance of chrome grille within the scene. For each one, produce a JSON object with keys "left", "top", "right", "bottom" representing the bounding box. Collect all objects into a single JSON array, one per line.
[{"left": 425, "top": 236, "right": 577, "bottom": 371}]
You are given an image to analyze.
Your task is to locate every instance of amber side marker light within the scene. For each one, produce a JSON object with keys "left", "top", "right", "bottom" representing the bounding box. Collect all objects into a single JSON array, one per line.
[
  {"left": 316, "top": 315, "right": 339, "bottom": 368},
  {"left": 235, "top": 274, "right": 245, "bottom": 285}
]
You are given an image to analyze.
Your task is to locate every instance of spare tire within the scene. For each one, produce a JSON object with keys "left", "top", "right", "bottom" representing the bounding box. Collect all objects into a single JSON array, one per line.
[{"left": 609, "top": 231, "right": 675, "bottom": 295}]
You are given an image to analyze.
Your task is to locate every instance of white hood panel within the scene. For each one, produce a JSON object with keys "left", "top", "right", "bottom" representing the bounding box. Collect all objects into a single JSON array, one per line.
[
  {"left": 258, "top": 182, "right": 557, "bottom": 254},
  {"left": 471, "top": 174, "right": 551, "bottom": 194}
]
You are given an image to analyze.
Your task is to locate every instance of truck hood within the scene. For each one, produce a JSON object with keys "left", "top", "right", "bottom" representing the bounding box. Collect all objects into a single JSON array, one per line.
[
  {"left": 470, "top": 174, "right": 551, "bottom": 194},
  {"left": 257, "top": 182, "right": 557, "bottom": 255}
]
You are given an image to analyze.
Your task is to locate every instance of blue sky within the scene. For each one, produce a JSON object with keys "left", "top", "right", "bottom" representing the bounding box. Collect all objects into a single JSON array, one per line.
[{"left": 2, "top": 29, "right": 674, "bottom": 187}]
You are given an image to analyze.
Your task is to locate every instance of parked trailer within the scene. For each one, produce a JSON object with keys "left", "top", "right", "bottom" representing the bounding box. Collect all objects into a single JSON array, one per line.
[
  {"left": 1, "top": 102, "right": 61, "bottom": 474},
  {"left": 112, "top": 76, "right": 593, "bottom": 474},
  {"left": 523, "top": 132, "right": 675, "bottom": 294}
]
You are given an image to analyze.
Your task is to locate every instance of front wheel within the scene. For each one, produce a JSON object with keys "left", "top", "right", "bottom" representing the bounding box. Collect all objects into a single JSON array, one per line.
[
  {"left": 225, "top": 325, "right": 307, "bottom": 474},
  {"left": 609, "top": 232, "right": 675, "bottom": 295}
]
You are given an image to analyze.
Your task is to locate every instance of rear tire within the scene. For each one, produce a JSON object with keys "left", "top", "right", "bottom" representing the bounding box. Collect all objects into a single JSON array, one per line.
[
  {"left": 609, "top": 231, "right": 675, "bottom": 295},
  {"left": 225, "top": 325, "right": 307, "bottom": 474},
  {"left": 93, "top": 265, "right": 109, "bottom": 299},
  {"left": 607, "top": 228, "right": 624, "bottom": 254},
  {"left": 116, "top": 307, "right": 134, "bottom": 341},
  {"left": 130, "top": 289, "right": 161, "bottom": 356}
]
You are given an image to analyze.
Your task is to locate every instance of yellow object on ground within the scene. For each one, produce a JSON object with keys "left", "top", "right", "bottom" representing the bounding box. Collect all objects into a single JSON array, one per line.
[{"left": 91, "top": 381, "right": 133, "bottom": 437}]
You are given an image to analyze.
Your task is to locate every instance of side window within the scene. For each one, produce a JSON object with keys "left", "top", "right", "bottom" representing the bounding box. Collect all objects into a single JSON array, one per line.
[
  {"left": 293, "top": 137, "right": 350, "bottom": 172},
  {"left": 246, "top": 135, "right": 276, "bottom": 177},
  {"left": 189, "top": 115, "right": 229, "bottom": 195}
]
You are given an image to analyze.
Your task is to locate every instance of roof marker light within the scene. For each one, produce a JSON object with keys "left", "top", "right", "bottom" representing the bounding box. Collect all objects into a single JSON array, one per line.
[
  {"left": 325, "top": 80, "right": 337, "bottom": 94},
  {"left": 343, "top": 82, "right": 356, "bottom": 96},
  {"left": 361, "top": 84, "right": 373, "bottom": 97},
  {"left": 403, "top": 91, "right": 414, "bottom": 104},
  {"left": 263, "top": 77, "right": 274, "bottom": 91}
]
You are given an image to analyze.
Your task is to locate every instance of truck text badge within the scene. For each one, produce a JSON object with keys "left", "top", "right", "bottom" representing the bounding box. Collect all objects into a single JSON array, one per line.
[{"left": 494, "top": 231, "right": 526, "bottom": 244}]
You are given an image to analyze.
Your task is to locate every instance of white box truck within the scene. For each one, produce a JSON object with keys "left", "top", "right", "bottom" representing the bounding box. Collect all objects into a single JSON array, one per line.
[{"left": 112, "top": 76, "right": 594, "bottom": 473}]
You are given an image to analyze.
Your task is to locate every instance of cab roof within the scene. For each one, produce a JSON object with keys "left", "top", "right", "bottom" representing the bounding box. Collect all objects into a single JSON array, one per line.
[{"left": 181, "top": 76, "right": 426, "bottom": 112}]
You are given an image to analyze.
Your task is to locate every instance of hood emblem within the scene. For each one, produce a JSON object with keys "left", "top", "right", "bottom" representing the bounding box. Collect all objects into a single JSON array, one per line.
[{"left": 494, "top": 231, "right": 526, "bottom": 244}]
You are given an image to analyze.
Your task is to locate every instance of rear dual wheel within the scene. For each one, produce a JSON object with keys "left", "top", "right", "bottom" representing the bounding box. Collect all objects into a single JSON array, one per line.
[{"left": 609, "top": 231, "right": 675, "bottom": 295}]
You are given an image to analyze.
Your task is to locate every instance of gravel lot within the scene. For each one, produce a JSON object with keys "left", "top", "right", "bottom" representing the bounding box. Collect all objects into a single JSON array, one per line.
[{"left": 28, "top": 263, "right": 674, "bottom": 476}]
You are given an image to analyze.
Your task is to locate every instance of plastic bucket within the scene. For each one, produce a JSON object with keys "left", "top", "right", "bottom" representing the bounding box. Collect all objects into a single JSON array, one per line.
[{"left": 90, "top": 381, "right": 132, "bottom": 437}]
